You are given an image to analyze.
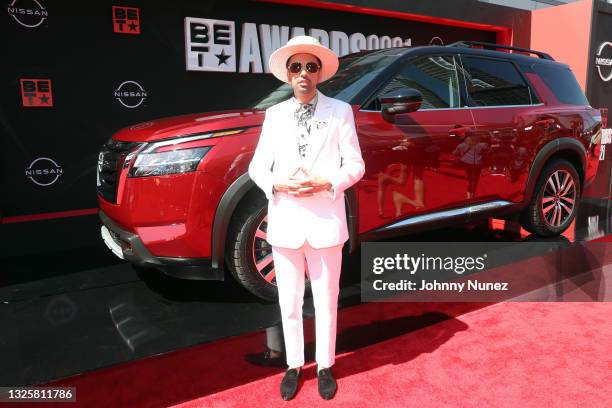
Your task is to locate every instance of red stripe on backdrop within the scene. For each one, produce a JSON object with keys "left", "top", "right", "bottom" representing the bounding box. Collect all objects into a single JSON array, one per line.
[
  {"left": 1, "top": 208, "right": 99, "bottom": 224},
  {"left": 257, "top": 0, "right": 513, "bottom": 44}
]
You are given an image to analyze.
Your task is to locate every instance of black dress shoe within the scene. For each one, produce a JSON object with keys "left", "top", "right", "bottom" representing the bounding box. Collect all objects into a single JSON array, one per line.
[
  {"left": 317, "top": 368, "right": 337, "bottom": 400},
  {"left": 280, "top": 368, "right": 301, "bottom": 400},
  {"left": 245, "top": 346, "right": 286, "bottom": 368}
]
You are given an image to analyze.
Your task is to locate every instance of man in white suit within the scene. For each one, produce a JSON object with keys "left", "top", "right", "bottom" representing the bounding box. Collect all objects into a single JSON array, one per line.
[{"left": 248, "top": 35, "right": 365, "bottom": 400}]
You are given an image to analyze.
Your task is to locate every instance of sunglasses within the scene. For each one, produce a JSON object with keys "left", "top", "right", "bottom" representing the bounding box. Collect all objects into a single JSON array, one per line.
[{"left": 287, "top": 61, "right": 320, "bottom": 74}]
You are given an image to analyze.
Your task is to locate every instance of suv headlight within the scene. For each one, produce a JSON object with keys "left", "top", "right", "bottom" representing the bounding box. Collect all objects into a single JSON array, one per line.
[{"left": 129, "top": 146, "right": 211, "bottom": 177}]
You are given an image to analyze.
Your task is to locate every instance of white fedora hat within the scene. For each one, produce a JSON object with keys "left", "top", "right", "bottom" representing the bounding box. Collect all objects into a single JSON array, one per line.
[{"left": 268, "top": 35, "right": 339, "bottom": 84}]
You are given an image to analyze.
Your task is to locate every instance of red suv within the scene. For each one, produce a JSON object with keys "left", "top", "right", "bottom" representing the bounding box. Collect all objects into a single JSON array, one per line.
[{"left": 97, "top": 42, "right": 603, "bottom": 300}]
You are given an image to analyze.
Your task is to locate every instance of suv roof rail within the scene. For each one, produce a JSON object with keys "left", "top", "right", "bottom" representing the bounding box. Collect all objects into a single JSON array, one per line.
[{"left": 447, "top": 41, "right": 554, "bottom": 61}]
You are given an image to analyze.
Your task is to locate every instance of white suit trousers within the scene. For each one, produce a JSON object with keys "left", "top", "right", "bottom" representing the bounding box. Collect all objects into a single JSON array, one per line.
[{"left": 272, "top": 241, "right": 343, "bottom": 369}]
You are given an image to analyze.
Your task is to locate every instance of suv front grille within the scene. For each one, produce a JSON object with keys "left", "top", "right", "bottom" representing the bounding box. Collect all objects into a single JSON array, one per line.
[{"left": 97, "top": 139, "right": 143, "bottom": 204}]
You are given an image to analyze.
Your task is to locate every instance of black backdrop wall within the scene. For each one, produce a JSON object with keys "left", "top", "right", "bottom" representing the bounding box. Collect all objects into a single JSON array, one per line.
[{"left": 1, "top": 0, "right": 504, "bottom": 219}]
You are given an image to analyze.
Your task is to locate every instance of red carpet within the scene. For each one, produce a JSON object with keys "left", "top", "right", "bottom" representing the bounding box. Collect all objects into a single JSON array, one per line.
[
  {"left": 38, "top": 301, "right": 612, "bottom": 407},
  {"left": 172, "top": 302, "right": 612, "bottom": 408}
]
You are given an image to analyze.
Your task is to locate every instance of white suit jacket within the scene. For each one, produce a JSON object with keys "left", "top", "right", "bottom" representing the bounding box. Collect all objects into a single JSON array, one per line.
[{"left": 248, "top": 90, "right": 365, "bottom": 249}]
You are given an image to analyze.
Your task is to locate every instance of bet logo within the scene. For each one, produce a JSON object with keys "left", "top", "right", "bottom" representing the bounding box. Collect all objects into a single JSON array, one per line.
[
  {"left": 185, "top": 17, "right": 235, "bottom": 72},
  {"left": 112, "top": 6, "right": 140, "bottom": 34},
  {"left": 20, "top": 78, "right": 53, "bottom": 107}
]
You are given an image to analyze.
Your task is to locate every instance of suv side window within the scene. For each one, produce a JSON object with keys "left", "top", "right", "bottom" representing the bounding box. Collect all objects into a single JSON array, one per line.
[
  {"left": 364, "top": 55, "right": 462, "bottom": 111},
  {"left": 533, "top": 63, "right": 589, "bottom": 105},
  {"left": 461, "top": 56, "right": 534, "bottom": 107}
]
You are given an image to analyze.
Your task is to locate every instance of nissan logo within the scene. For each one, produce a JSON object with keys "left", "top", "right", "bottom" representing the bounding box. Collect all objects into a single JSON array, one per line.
[
  {"left": 595, "top": 41, "right": 612, "bottom": 82},
  {"left": 114, "top": 80, "right": 148, "bottom": 109},
  {"left": 25, "top": 157, "right": 63, "bottom": 186}
]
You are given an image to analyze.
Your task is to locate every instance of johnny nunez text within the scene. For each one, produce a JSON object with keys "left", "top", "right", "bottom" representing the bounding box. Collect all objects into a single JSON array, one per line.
[{"left": 372, "top": 279, "right": 509, "bottom": 292}]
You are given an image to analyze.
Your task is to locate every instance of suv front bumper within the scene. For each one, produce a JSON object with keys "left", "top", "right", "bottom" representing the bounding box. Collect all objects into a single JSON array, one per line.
[{"left": 99, "top": 210, "right": 223, "bottom": 281}]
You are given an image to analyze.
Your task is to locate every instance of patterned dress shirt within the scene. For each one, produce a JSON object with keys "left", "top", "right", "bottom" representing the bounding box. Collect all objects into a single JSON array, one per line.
[{"left": 292, "top": 93, "right": 318, "bottom": 162}]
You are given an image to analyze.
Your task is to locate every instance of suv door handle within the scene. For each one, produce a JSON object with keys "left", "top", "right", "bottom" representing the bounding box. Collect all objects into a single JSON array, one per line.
[
  {"left": 534, "top": 118, "right": 555, "bottom": 127},
  {"left": 449, "top": 125, "right": 467, "bottom": 137}
]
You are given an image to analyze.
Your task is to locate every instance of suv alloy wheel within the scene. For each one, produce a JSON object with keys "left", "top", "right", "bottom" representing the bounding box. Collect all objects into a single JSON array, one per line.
[
  {"left": 226, "top": 191, "right": 312, "bottom": 300},
  {"left": 520, "top": 159, "right": 580, "bottom": 236}
]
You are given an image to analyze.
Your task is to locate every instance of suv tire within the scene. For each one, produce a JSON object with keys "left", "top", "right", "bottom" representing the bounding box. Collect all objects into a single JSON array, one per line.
[
  {"left": 520, "top": 159, "right": 580, "bottom": 236},
  {"left": 226, "top": 191, "right": 311, "bottom": 301}
]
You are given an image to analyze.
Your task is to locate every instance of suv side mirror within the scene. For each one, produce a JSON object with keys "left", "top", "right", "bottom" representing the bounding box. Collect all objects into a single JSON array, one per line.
[{"left": 379, "top": 88, "right": 423, "bottom": 122}]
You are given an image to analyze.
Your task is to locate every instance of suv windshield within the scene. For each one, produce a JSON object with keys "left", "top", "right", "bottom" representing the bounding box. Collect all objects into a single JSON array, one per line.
[{"left": 251, "top": 49, "right": 403, "bottom": 109}]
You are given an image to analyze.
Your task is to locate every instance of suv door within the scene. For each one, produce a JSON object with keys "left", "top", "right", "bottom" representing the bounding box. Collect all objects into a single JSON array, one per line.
[
  {"left": 356, "top": 54, "right": 476, "bottom": 233},
  {"left": 458, "top": 54, "right": 545, "bottom": 206}
]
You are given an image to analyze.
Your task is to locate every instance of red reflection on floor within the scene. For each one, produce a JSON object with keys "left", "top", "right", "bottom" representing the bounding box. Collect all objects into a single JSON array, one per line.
[
  {"left": 593, "top": 234, "right": 612, "bottom": 242},
  {"left": 488, "top": 218, "right": 577, "bottom": 241}
]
